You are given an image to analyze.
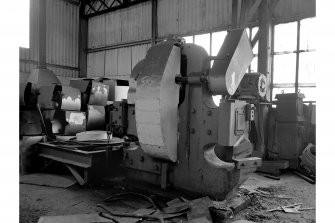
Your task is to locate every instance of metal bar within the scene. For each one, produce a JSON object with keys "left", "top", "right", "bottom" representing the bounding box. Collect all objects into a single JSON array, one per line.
[
  {"left": 87, "top": 39, "right": 152, "bottom": 53},
  {"left": 258, "top": 0, "right": 273, "bottom": 101},
  {"left": 232, "top": 0, "right": 238, "bottom": 28},
  {"left": 86, "top": 0, "right": 97, "bottom": 15},
  {"left": 273, "top": 49, "right": 316, "bottom": 55},
  {"left": 270, "top": 23, "right": 275, "bottom": 101},
  {"left": 85, "top": 0, "right": 150, "bottom": 18},
  {"left": 99, "top": 0, "right": 109, "bottom": 9},
  {"left": 38, "top": 0, "right": 47, "bottom": 69},
  {"left": 236, "top": 0, "right": 242, "bottom": 28},
  {"left": 160, "top": 163, "right": 168, "bottom": 190},
  {"left": 38, "top": 146, "right": 94, "bottom": 168},
  {"left": 251, "top": 30, "right": 259, "bottom": 48},
  {"left": 95, "top": 0, "right": 105, "bottom": 12},
  {"left": 79, "top": 0, "right": 88, "bottom": 77},
  {"left": 241, "top": 0, "right": 262, "bottom": 28},
  {"left": 61, "top": 0, "right": 80, "bottom": 6},
  {"left": 20, "top": 59, "right": 79, "bottom": 71},
  {"left": 65, "top": 164, "right": 86, "bottom": 185},
  {"left": 151, "top": 0, "right": 157, "bottom": 46},
  {"left": 272, "top": 83, "right": 316, "bottom": 88},
  {"left": 295, "top": 20, "right": 301, "bottom": 93}
]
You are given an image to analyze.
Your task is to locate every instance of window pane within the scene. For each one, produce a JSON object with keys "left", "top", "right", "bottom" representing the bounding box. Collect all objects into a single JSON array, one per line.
[
  {"left": 246, "top": 28, "right": 250, "bottom": 38},
  {"left": 250, "top": 56, "right": 258, "bottom": 72},
  {"left": 211, "top": 31, "right": 227, "bottom": 56},
  {"left": 183, "top": 36, "right": 193, "bottom": 43},
  {"left": 299, "top": 51, "right": 316, "bottom": 83},
  {"left": 299, "top": 87, "right": 317, "bottom": 101},
  {"left": 300, "top": 18, "right": 316, "bottom": 50},
  {"left": 253, "top": 41, "right": 258, "bottom": 55},
  {"left": 19, "top": 0, "right": 30, "bottom": 48},
  {"left": 273, "top": 54, "right": 296, "bottom": 84},
  {"left": 272, "top": 87, "right": 295, "bottom": 101},
  {"left": 195, "top": 33, "right": 210, "bottom": 55},
  {"left": 274, "top": 22, "right": 297, "bottom": 52}
]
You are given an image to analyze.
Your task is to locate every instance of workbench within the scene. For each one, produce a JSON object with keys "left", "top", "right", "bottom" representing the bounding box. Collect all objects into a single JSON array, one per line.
[{"left": 37, "top": 138, "right": 123, "bottom": 185}]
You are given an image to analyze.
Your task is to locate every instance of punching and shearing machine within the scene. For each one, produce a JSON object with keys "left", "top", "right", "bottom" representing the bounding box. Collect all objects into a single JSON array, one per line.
[{"left": 108, "top": 29, "right": 265, "bottom": 199}]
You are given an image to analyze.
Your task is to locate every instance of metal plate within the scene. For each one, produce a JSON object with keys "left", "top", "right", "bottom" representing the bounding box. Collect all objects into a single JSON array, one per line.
[
  {"left": 86, "top": 105, "right": 105, "bottom": 130},
  {"left": 69, "top": 79, "right": 91, "bottom": 92},
  {"left": 88, "top": 82, "right": 109, "bottom": 106},
  {"left": 64, "top": 111, "right": 86, "bottom": 135},
  {"left": 61, "top": 86, "right": 81, "bottom": 111},
  {"left": 135, "top": 41, "right": 180, "bottom": 162},
  {"left": 37, "top": 85, "right": 58, "bottom": 109},
  {"left": 208, "top": 29, "right": 253, "bottom": 96}
]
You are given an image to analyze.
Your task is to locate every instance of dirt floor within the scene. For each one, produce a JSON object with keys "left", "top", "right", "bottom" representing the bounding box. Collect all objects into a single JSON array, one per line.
[{"left": 20, "top": 172, "right": 315, "bottom": 223}]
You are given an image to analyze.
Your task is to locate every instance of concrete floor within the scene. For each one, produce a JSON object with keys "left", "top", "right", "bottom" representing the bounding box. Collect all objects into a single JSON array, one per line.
[{"left": 20, "top": 172, "right": 315, "bottom": 223}]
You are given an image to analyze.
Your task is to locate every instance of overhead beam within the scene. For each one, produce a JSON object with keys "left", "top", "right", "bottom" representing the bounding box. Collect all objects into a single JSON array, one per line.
[
  {"left": 240, "top": 0, "right": 262, "bottom": 28},
  {"left": 84, "top": 0, "right": 150, "bottom": 18},
  {"left": 38, "top": 0, "right": 47, "bottom": 69}
]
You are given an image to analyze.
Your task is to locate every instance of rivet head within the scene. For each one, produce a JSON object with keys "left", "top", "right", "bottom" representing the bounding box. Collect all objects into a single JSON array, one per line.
[
  {"left": 132, "top": 110, "right": 135, "bottom": 115},
  {"left": 254, "top": 162, "right": 258, "bottom": 165},
  {"left": 207, "top": 130, "right": 212, "bottom": 135},
  {"left": 190, "top": 128, "right": 195, "bottom": 134},
  {"left": 191, "top": 108, "right": 196, "bottom": 114},
  {"left": 207, "top": 110, "right": 212, "bottom": 116},
  {"left": 140, "top": 156, "right": 145, "bottom": 162},
  {"left": 241, "top": 163, "right": 245, "bottom": 167}
]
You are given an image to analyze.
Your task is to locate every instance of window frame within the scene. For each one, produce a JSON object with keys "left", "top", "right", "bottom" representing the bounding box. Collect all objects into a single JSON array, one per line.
[{"left": 271, "top": 18, "right": 316, "bottom": 102}]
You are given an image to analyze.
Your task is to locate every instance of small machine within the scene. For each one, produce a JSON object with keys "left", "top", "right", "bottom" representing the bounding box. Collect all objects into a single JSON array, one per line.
[{"left": 108, "top": 29, "right": 263, "bottom": 199}]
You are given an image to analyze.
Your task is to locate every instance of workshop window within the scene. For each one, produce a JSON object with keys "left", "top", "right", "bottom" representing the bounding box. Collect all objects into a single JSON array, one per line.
[
  {"left": 183, "top": 36, "right": 193, "bottom": 44},
  {"left": 247, "top": 26, "right": 259, "bottom": 73},
  {"left": 272, "top": 18, "right": 316, "bottom": 101},
  {"left": 195, "top": 33, "right": 211, "bottom": 55},
  {"left": 19, "top": 0, "right": 30, "bottom": 48}
]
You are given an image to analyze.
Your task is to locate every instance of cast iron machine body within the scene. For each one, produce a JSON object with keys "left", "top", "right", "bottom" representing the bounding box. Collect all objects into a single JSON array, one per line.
[{"left": 110, "top": 29, "right": 262, "bottom": 199}]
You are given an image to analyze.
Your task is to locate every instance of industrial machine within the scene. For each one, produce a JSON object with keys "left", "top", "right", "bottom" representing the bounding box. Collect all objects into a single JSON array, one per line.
[{"left": 108, "top": 29, "right": 263, "bottom": 199}]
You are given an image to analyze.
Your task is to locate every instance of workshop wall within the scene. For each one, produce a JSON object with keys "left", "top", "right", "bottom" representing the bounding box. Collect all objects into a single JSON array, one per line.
[
  {"left": 19, "top": 0, "right": 79, "bottom": 84},
  {"left": 86, "top": 0, "right": 315, "bottom": 79}
]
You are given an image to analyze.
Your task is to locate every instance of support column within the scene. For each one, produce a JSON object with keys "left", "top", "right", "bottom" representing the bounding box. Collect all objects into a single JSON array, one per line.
[
  {"left": 38, "top": 0, "right": 47, "bottom": 69},
  {"left": 79, "top": 0, "right": 88, "bottom": 77},
  {"left": 258, "top": 0, "right": 273, "bottom": 100},
  {"left": 254, "top": 0, "right": 275, "bottom": 158},
  {"left": 151, "top": 0, "right": 157, "bottom": 46}
]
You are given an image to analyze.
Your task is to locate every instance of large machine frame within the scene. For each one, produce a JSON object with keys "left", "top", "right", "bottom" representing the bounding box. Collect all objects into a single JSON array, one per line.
[{"left": 109, "top": 30, "right": 263, "bottom": 199}]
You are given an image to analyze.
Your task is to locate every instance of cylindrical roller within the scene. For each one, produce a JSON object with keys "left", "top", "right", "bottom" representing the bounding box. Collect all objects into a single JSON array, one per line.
[{"left": 237, "top": 73, "right": 267, "bottom": 98}]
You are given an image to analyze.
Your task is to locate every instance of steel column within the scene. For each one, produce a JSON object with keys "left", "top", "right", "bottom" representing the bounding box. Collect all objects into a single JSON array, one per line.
[
  {"left": 79, "top": 0, "right": 88, "bottom": 77},
  {"left": 38, "top": 0, "right": 47, "bottom": 69}
]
